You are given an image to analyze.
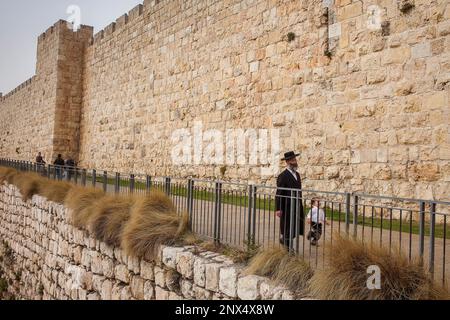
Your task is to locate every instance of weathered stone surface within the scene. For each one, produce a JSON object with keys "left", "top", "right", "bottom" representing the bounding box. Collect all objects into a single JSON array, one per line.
[
  {"left": 237, "top": 275, "right": 266, "bottom": 300},
  {"left": 100, "top": 279, "right": 113, "bottom": 300},
  {"left": 114, "top": 264, "right": 131, "bottom": 284},
  {"left": 193, "top": 285, "right": 213, "bottom": 300},
  {"left": 155, "top": 286, "right": 169, "bottom": 300},
  {"left": 193, "top": 257, "right": 208, "bottom": 287},
  {"left": 219, "top": 266, "right": 240, "bottom": 298},
  {"left": 154, "top": 266, "right": 166, "bottom": 288},
  {"left": 140, "top": 260, "right": 154, "bottom": 281},
  {"left": 176, "top": 251, "right": 194, "bottom": 279},
  {"left": 144, "top": 280, "right": 155, "bottom": 300},
  {"left": 162, "top": 247, "right": 185, "bottom": 269},
  {"left": 205, "top": 263, "right": 221, "bottom": 292},
  {"left": 130, "top": 276, "right": 145, "bottom": 300}
]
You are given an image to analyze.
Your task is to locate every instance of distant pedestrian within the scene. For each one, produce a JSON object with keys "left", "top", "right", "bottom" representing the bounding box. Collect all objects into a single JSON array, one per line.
[
  {"left": 35, "top": 152, "right": 45, "bottom": 164},
  {"left": 35, "top": 152, "right": 46, "bottom": 175},
  {"left": 65, "top": 158, "right": 76, "bottom": 181},
  {"left": 54, "top": 154, "right": 65, "bottom": 180}
]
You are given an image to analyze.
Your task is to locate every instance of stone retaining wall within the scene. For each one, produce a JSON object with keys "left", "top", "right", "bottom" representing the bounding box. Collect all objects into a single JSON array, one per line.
[{"left": 0, "top": 183, "right": 298, "bottom": 300}]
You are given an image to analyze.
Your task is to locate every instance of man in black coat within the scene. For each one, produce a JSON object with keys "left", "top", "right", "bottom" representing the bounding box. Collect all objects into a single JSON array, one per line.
[{"left": 275, "top": 151, "right": 305, "bottom": 251}]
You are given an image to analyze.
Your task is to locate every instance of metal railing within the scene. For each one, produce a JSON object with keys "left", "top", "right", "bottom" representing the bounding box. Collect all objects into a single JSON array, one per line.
[{"left": 1, "top": 158, "right": 449, "bottom": 288}]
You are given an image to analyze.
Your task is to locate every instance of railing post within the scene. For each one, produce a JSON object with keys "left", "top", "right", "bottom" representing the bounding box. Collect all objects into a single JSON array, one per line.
[
  {"left": 429, "top": 202, "right": 436, "bottom": 279},
  {"left": 165, "top": 177, "right": 171, "bottom": 195},
  {"left": 103, "top": 171, "right": 108, "bottom": 192},
  {"left": 92, "top": 169, "right": 96, "bottom": 187},
  {"left": 81, "top": 169, "right": 87, "bottom": 186},
  {"left": 187, "top": 179, "right": 194, "bottom": 230},
  {"left": 252, "top": 186, "right": 257, "bottom": 249},
  {"left": 130, "top": 174, "right": 135, "bottom": 193},
  {"left": 247, "top": 185, "right": 254, "bottom": 251},
  {"left": 115, "top": 173, "right": 120, "bottom": 194},
  {"left": 146, "top": 175, "right": 152, "bottom": 193},
  {"left": 289, "top": 189, "right": 296, "bottom": 254},
  {"left": 353, "top": 195, "right": 359, "bottom": 238},
  {"left": 419, "top": 201, "right": 426, "bottom": 263},
  {"left": 345, "top": 192, "right": 351, "bottom": 234},
  {"left": 74, "top": 168, "right": 78, "bottom": 184},
  {"left": 294, "top": 189, "right": 302, "bottom": 255},
  {"left": 214, "top": 181, "right": 222, "bottom": 245}
]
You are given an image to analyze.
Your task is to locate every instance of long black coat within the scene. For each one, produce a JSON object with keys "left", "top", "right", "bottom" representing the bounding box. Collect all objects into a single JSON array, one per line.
[{"left": 275, "top": 169, "right": 305, "bottom": 237}]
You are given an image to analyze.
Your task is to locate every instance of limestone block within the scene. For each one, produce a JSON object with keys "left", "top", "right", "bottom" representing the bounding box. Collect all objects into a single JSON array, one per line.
[
  {"left": 140, "top": 260, "right": 155, "bottom": 281},
  {"left": 237, "top": 275, "right": 266, "bottom": 300},
  {"left": 114, "top": 264, "right": 131, "bottom": 284},
  {"left": 219, "top": 266, "right": 240, "bottom": 298},
  {"left": 154, "top": 266, "right": 166, "bottom": 288},
  {"left": 162, "top": 247, "right": 185, "bottom": 269},
  {"left": 111, "top": 283, "right": 123, "bottom": 300},
  {"left": 101, "top": 279, "right": 113, "bottom": 300},
  {"left": 155, "top": 286, "right": 169, "bottom": 300},
  {"left": 205, "top": 263, "right": 221, "bottom": 292},
  {"left": 130, "top": 276, "right": 145, "bottom": 300},
  {"left": 193, "top": 257, "right": 208, "bottom": 288},
  {"left": 121, "top": 286, "right": 133, "bottom": 300},
  {"left": 193, "top": 285, "right": 213, "bottom": 300},
  {"left": 176, "top": 250, "right": 194, "bottom": 279},
  {"left": 144, "top": 280, "right": 154, "bottom": 300},
  {"left": 87, "top": 292, "right": 100, "bottom": 300},
  {"left": 102, "top": 256, "right": 115, "bottom": 278}
]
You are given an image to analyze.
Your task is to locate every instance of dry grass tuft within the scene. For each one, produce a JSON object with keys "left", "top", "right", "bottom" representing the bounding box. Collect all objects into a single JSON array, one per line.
[
  {"left": 0, "top": 167, "right": 19, "bottom": 185},
  {"left": 309, "top": 236, "right": 450, "bottom": 300},
  {"left": 64, "top": 186, "right": 106, "bottom": 229},
  {"left": 245, "top": 247, "right": 288, "bottom": 278},
  {"left": 121, "top": 191, "right": 189, "bottom": 261},
  {"left": 245, "top": 246, "right": 313, "bottom": 294},
  {"left": 88, "top": 195, "right": 136, "bottom": 247},
  {"left": 12, "top": 172, "right": 45, "bottom": 201},
  {"left": 180, "top": 232, "right": 203, "bottom": 246},
  {"left": 38, "top": 180, "right": 74, "bottom": 204},
  {"left": 196, "top": 241, "right": 259, "bottom": 264}
]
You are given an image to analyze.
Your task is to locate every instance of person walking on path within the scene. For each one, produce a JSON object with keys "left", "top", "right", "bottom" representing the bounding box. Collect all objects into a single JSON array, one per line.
[
  {"left": 65, "top": 157, "right": 76, "bottom": 181},
  {"left": 53, "top": 154, "right": 65, "bottom": 180},
  {"left": 35, "top": 152, "right": 46, "bottom": 176}
]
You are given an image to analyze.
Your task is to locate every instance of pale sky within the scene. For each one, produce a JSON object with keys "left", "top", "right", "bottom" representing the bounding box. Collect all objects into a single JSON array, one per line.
[{"left": 0, "top": 0, "right": 143, "bottom": 94}]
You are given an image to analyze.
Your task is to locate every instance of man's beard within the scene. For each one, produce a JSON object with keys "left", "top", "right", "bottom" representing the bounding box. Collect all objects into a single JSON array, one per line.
[{"left": 289, "top": 164, "right": 298, "bottom": 170}]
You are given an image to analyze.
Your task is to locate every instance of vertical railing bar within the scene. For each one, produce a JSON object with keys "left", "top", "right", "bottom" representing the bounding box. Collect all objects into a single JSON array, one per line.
[
  {"left": 103, "top": 171, "right": 107, "bottom": 193},
  {"left": 419, "top": 201, "right": 426, "bottom": 262},
  {"left": 115, "top": 173, "right": 120, "bottom": 194},
  {"left": 345, "top": 193, "right": 351, "bottom": 235},
  {"left": 429, "top": 202, "right": 436, "bottom": 279},
  {"left": 130, "top": 174, "right": 135, "bottom": 194},
  {"left": 92, "top": 169, "right": 96, "bottom": 188},
  {"left": 353, "top": 195, "right": 358, "bottom": 238},
  {"left": 247, "top": 185, "right": 253, "bottom": 252}
]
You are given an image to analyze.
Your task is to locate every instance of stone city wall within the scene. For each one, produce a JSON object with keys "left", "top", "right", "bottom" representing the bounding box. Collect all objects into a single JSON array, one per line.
[
  {"left": 0, "top": 183, "right": 299, "bottom": 300},
  {"left": 0, "top": 0, "right": 449, "bottom": 201}
]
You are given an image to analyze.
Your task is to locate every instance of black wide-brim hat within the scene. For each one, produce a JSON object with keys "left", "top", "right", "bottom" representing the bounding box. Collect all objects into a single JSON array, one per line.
[{"left": 282, "top": 151, "right": 300, "bottom": 161}]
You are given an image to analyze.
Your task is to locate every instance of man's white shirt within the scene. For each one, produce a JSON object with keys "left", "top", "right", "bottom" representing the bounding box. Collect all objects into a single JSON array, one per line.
[{"left": 287, "top": 168, "right": 298, "bottom": 181}]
